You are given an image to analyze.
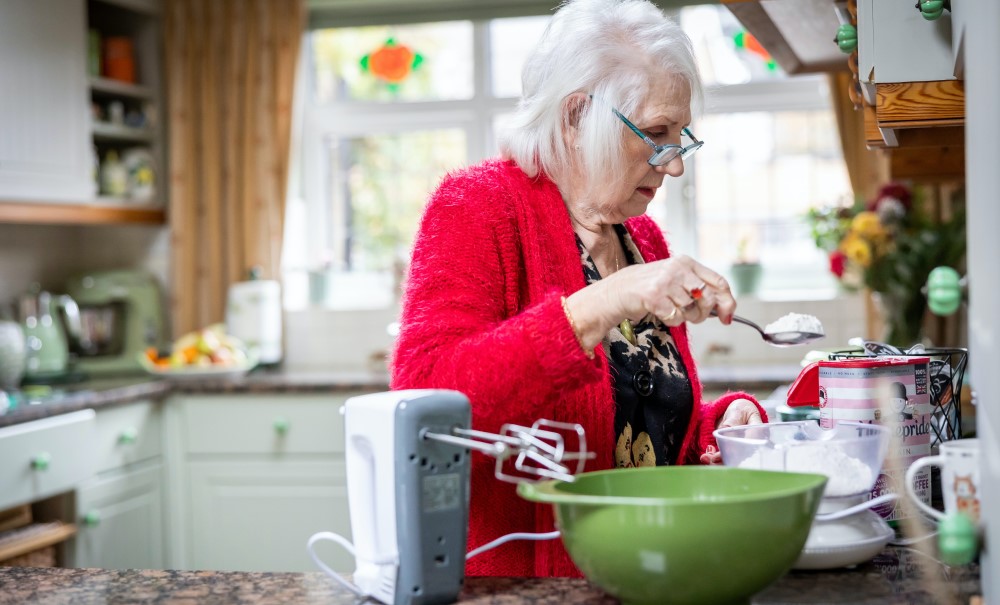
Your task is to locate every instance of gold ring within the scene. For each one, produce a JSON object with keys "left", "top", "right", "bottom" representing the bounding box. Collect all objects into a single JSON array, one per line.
[{"left": 665, "top": 307, "right": 679, "bottom": 321}]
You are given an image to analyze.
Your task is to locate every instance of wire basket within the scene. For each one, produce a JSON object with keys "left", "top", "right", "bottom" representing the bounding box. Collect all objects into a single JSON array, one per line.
[{"left": 828, "top": 347, "right": 969, "bottom": 447}]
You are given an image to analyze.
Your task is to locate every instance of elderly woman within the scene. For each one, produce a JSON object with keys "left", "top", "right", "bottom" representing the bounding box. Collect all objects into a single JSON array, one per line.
[{"left": 391, "top": 0, "right": 766, "bottom": 578}]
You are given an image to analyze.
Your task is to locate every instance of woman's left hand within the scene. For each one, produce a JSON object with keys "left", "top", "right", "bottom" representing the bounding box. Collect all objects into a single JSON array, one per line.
[{"left": 700, "top": 398, "right": 763, "bottom": 465}]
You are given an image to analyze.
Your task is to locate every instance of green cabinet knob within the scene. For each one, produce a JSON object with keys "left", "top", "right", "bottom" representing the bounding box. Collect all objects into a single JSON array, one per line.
[
  {"left": 31, "top": 452, "right": 50, "bottom": 471},
  {"left": 83, "top": 510, "right": 101, "bottom": 527},
  {"left": 118, "top": 427, "right": 138, "bottom": 445},
  {"left": 916, "top": 0, "right": 950, "bottom": 21},
  {"left": 834, "top": 23, "right": 857, "bottom": 54},
  {"left": 273, "top": 417, "right": 290, "bottom": 434},
  {"left": 927, "top": 266, "right": 963, "bottom": 316},
  {"left": 938, "top": 511, "right": 978, "bottom": 566}
]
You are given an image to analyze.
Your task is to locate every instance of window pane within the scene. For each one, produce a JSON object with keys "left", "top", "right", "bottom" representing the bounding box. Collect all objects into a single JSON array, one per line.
[
  {"left": 693, "top": 110, "right": 851, "bottom": 298},
  {"left": 680, "top": 5, "right": 786, "bottom": 86},
  {"left": 328, "top": 128, "right": 466, "bottom": 271},
  {"left": 311, "top": 22, "right": 474, "bottom": 103},
  {"left": 489, "top": 16, "right": 550, "bottom": 98}
]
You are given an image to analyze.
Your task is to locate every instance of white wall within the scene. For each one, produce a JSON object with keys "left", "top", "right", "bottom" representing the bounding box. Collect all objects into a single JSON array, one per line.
[
  {"left": 687, "top": 294, "right": 868, "bottom": 367},
  {"left": 0, "top": 223, "right": 169, "bottom": 316},
  {"left": 283, "top": 304, "right": 399, "bottom": 373}
]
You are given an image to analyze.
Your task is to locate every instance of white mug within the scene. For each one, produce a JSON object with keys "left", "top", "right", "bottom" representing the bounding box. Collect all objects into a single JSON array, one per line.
[{"left": 905, "top": 438, "right": 980, "bottom": 523}]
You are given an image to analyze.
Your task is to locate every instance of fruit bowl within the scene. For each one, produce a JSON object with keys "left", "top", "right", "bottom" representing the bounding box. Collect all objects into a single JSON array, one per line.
[
  {"left": 138, "top": 351, "right": 257, "bottom": 380},
  {"left": 517, "top": 466, "right": 826, "bottom": 605},
  {"left": 139, "top": 324, "right": 257, "bottom": 380}
]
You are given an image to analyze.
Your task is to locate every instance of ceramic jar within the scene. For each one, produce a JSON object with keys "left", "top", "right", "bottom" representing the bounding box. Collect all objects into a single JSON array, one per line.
[{"left": 0, "top": 320, "right": 26, "bottom": 389}]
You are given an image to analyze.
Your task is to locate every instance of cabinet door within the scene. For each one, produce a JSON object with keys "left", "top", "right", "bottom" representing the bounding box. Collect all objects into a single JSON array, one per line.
[
  {"left": 186, "top": 459, "right": 351, "bottom": 573},
  {"left": 73, "top": 462, "right": 165, "bottom": 570},
  {"left": 0, "top": 0, "right": 91, "bottom": 200}
]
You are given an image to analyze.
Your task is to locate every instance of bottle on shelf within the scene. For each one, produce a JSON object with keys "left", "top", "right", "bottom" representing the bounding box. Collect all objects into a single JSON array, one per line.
[{"left": 100, "top": 150, "right": 128, "bottom": 197}]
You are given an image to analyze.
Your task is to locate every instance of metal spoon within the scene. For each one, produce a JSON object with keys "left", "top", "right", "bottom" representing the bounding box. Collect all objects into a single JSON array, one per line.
[{"left": 713, "top": 311, "right": 825, "bottom": 347}]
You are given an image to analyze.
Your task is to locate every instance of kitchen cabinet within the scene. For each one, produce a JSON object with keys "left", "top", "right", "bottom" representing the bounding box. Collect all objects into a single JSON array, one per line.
[
  {"left": 0, "top": 0, "right": 167, "bottom": 225},
  {"left": 166, "top": 394, "right": 356, "bottom": 573},
  {"left": 0, "top": 0, "right": 92, "bottom": 202},
  {"left": 723, "top": 0, "right": 965, "bottom": 152},
  {"left": 856, "top": 0, "right": 963, "bottom": 149},
  {"left": 72, "top": 462, "right": 165, "bottom": 569},
  {"left": 70, "top": 400, "right": 166, "bottom": 570},
  {"left": 0, "top": 410, "right": 98, "bottom": 512}
]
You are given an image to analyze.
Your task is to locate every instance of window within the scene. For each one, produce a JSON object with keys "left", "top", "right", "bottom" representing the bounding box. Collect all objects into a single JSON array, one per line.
[
  {"left": 286, "top": 7, "right": 852, "bottom": 310},
  {"left": 654, "top": 6, "right": 852, "bottom": 300},
  {"left": 285, "top": 17, "right": 549, "bottom": 310}
]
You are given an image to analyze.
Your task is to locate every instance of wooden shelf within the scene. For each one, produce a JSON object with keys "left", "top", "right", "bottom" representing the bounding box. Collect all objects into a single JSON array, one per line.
[
  {"left": 89, "top": 77, "right": 153, "bottom": 100},
  {"left": 92, "top": 122, "right": 155, "bottom": 142},
  {"left": 0, "top": 521, "right": 77, "bottom": 563},
  {"left": 865, "top": 80, "right": 964, "bottom": 148},
  {"left": 0, "top": 201, "right": 165, "bottom": 225},
  {"left": 92, "top": 0, "right": 160, "bottom": 16}
]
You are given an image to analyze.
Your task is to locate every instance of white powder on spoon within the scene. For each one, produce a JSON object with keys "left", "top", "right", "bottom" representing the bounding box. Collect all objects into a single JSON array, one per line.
[
  {"left": 764, "top": 312, "right": 825, "bottom": 336},
  {"left": 738, "top": 443, "right": 872, "bottom": 497}
]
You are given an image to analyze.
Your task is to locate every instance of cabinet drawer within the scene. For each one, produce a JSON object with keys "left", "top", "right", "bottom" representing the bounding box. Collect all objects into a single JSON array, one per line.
[
  {"left": 0, "top": 410, "right": 97, "bottom": 510},
  {"left": 93, "top": 401, "right": 163, "bottom": 474},
  {"left": 180, "top": 395, "right": 347, "bottom": 455}
]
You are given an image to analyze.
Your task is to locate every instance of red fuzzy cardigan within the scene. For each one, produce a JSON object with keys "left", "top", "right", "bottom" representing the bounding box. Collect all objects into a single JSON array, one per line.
[{"left": 390, "top": 158, "right": 764, "bottom": 578}]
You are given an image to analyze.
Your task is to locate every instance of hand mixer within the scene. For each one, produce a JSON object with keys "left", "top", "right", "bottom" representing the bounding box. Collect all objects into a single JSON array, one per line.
[{"left": 311, "top": 389, "right": 593, "bottom": 605}]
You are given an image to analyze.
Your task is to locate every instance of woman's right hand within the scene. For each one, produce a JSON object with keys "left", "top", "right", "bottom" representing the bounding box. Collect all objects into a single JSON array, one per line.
[
  {"left": 564, "top": 254, "right": 736, "bottom": 353},
  {"left": 606, "top": 254, "right": 735, "bottom": 328}
]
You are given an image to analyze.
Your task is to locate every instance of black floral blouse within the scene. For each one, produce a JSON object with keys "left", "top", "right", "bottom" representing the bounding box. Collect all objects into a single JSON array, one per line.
[{"left": 575, "top": 224, "right": 694, "bottom": 467}]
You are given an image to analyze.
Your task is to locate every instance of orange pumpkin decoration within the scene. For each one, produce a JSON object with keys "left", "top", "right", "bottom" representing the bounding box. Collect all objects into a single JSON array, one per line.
[{"left": 361, "top": 38, "right": 423, "bottom": 85}]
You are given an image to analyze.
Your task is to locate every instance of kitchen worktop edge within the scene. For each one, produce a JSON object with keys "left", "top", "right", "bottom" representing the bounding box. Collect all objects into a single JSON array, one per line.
[{"left": 0, "top": 369, "right": 391, "bottom": 428}]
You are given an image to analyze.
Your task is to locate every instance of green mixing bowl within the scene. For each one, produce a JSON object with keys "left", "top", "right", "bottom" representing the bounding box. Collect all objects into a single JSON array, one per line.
[{"left": 517, "top": 466, "right": 826, "bottom": 605}]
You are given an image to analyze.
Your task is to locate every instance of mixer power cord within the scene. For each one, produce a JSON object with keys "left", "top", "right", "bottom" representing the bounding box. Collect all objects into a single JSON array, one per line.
[{"left": 306, "top": 529, "right": 561, "bottom": 600}]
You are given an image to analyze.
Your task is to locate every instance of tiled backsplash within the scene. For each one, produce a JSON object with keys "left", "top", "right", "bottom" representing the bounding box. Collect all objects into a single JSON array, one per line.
[{"left": 283, "top": 294, "right": 868, "bottom": 372}]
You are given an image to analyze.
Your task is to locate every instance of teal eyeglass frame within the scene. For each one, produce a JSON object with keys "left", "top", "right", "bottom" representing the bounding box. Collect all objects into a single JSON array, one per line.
[{"left": 609, "top": 106, "right": 704, "bottom": 167}]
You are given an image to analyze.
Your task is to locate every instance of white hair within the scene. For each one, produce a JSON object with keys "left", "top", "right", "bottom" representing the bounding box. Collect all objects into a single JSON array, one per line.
[{"left": 498, "top": 0, "right": 703, "bottom": 186}]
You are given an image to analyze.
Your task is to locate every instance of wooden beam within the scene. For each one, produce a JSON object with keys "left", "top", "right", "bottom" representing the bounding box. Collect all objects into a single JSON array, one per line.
[
  {"left": 722, "top": 0, "right": 848, "bottom": 74},
  {"left": 0, "top": 202, "right": 166, "bottom": 225},
  {"left": 723, "top": 1, "right": 803, "bottom": 74}
]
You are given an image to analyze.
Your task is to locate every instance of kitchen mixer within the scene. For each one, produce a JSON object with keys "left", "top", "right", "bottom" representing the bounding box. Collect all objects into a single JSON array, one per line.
[
  {"left": 310, "top": 389, "right": 593, "bottom": 605},
  {"left": 716, "top": 420, "right": 895, "bottom": 569},
  {"left": 65, "top": 270, "right": 167, "bottom": 376}
]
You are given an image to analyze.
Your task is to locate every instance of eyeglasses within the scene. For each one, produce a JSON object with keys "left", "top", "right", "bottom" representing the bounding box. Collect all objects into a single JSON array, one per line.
[{"left": 610, "top": 107, "right": 704, "bottom": 167}]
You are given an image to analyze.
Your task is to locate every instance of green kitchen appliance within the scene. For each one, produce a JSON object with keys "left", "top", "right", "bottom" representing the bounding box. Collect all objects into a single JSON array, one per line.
[{"left": 65, "top": 270, "right": 167, "bottom": 376}]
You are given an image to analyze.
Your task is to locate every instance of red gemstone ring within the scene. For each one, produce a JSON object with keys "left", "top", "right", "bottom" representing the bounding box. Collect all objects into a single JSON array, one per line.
[{"left": 689, "top": 282, "right": 707, "bottom": 301}]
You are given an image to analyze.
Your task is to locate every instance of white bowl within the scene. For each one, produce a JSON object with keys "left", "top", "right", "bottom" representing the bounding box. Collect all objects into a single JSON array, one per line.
[{"left": 714, "top": 421, "right": 890, "bottom": 498}]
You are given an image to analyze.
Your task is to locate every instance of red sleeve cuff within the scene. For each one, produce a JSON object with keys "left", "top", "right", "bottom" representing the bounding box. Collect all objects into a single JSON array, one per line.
[{"left": 697, "top": 392, "right": 769, "bottom": 461}]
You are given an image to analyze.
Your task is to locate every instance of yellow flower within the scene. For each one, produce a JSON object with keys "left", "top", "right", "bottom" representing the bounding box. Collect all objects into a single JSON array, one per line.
[
  {"left": 851, "top": 211, "right": 886, "bottom": 240},
  {"left": 841, "top": 233, "right": 872, "bottom": 267}
]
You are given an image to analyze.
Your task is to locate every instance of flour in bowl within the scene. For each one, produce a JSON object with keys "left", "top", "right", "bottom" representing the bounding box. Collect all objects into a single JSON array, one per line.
[
  {"left": 738, "top": 443, "right": 872, "bottom": 497},
  {"left": 764, "top": 312, "right": 825, "bottom": 336}
]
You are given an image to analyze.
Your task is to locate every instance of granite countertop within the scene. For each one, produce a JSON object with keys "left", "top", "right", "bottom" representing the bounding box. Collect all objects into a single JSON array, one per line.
[
  {"left": 0, "top": 368, "right": 390, "bottom": 429},
  {"left": 0, "top": 362, "right": 797, "bottom": 430},
  {"left": 0, "top": 548, "right": 981, "bottom": 604}
]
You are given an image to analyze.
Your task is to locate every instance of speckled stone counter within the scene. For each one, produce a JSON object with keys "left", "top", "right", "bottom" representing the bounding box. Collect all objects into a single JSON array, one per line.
[
  {"left": 0, "top": 548, "right": 981, "bottom": 605},
  {"left": 0, "top": 368, "right": 390, "bottom": 428},
  {"left": 0, "top": 362, "right": 800, "bottom": 430}
]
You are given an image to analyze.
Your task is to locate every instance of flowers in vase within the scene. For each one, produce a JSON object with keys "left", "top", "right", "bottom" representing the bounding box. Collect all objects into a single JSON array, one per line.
[{"left": 805, "top": 183, "right": 965, "bottom": 346}]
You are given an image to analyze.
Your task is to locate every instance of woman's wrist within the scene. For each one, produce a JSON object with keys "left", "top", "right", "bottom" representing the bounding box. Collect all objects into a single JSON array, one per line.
[
  {"left": 564, "top": 286, "right": 622, "bottom": 353},
  {"left": 561, "top": 295, "right": 595, "bottom": 359}
]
